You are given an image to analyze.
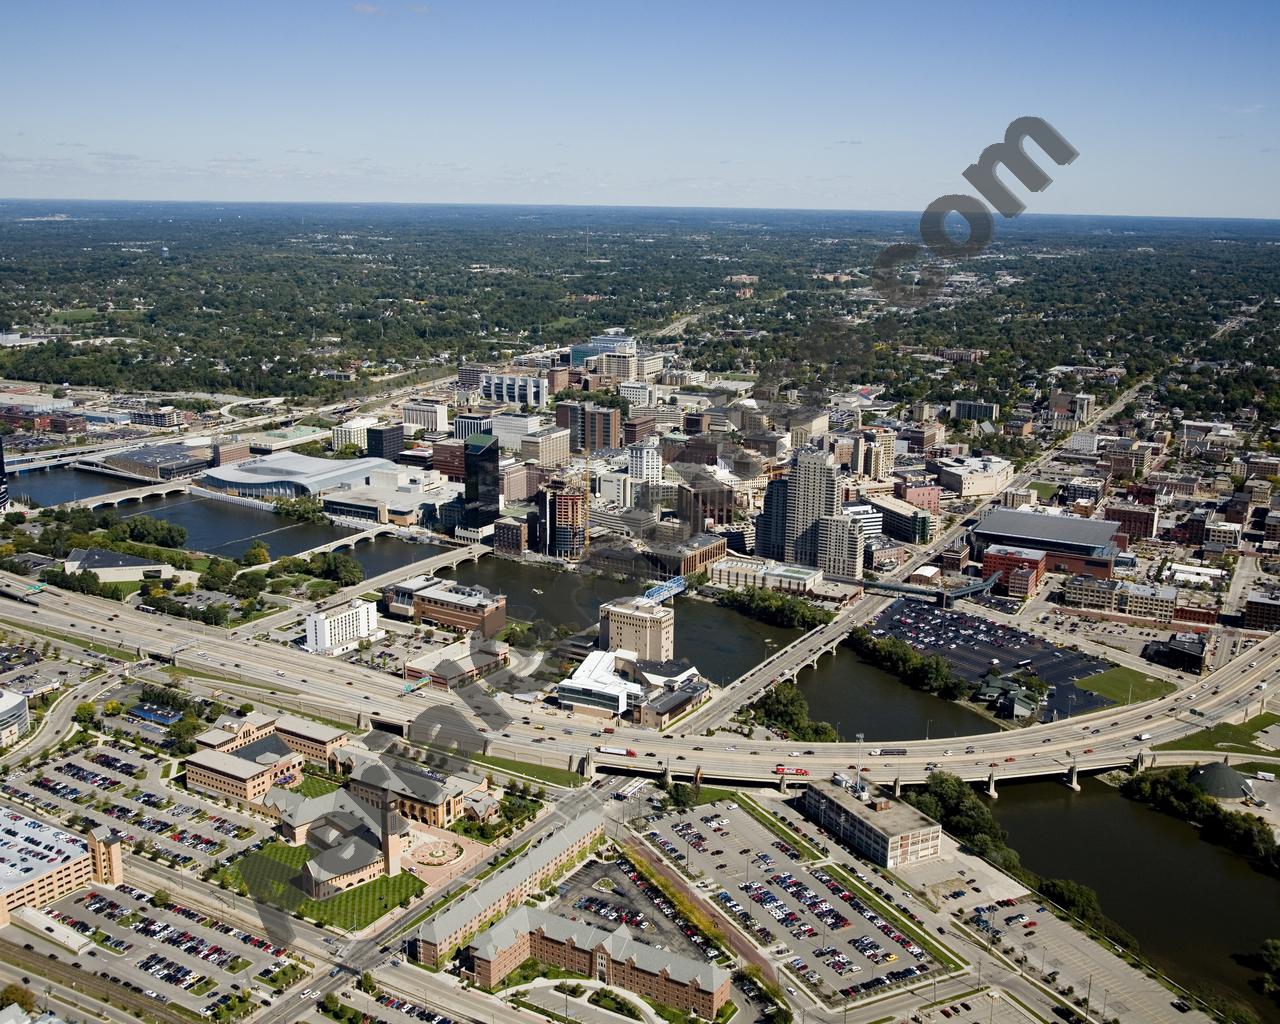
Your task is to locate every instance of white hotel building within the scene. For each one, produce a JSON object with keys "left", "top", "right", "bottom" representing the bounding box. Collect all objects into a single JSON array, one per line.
[{"left": 304, "top": 599, "right": 384, "bottom": 656}]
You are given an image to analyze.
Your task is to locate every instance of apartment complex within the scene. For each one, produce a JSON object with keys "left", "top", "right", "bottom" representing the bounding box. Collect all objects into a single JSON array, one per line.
[
  {"left": 1244, "top": 590, "right": 1280, "bottom": 631},
  {"left": 785, "top": 450, "right": 839, "bottom": 566},
  {"left": 411, "top": 814, "right": 604, "bottom": 966},
  {"left": 867, "top": 493, "right": 936, "bottom": 544},
  {"left": 1063, "top": 576, "right": 1178, "bottom": 623},
  {"left": 981, "top": 544, "right": 1047, "bottom": 600},
  {"left": 1104, "top": 502, "right": 1159, "bottom": 541},
  {"left": 520, "top": 426, "right": 571, "bottom": 468},
  {"left": 464, "top": 907, "right": 730, "bottom": 1017}
]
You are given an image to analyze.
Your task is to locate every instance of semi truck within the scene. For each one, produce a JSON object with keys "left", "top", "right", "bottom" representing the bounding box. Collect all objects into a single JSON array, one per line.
[
  {"left": 597, "top": 745, "right": 637, "bottom": 757},
  {"left": 773, "top": 766, "right": 810, "bottom": 776}
]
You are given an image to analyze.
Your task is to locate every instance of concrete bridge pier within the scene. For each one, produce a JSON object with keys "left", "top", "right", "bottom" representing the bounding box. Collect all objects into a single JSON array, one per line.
[
  {"left": 892, "top": 776, "right": 902, "bottom": 798},
  {"left": 778, "top": 775, "right": 789, "bottom": 794},
  {"left": 1065, "top": 763, "right": 1081, "bottom": 792},
  {"left": 986, "top": 771, "right": 998, "bottom": 800}
]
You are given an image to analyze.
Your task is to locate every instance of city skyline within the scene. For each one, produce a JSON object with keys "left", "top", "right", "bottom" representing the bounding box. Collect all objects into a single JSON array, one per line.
[{"left": 2, "top": 0, "right": 1278, "bottom": 218}]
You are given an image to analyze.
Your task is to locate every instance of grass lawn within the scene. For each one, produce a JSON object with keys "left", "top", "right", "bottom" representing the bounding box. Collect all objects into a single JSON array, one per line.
[
  {"left": 1155, "top": 712, "right": 1280, "bottom": 755},
  {"left": 1228, "top": 761, "right": 1280, "bottom": 776},
  {"left": 396, "top": 883, "right": 472, "bottom": 936},
  {"left": 1076, "top": 665, "right": 1174, "bottom": 704},
  {"left": 588, "top": 989, "right": 642, "bottom": 1020},
  {"left": 690, "top": 785, "right": 739, "bottom": 806},
  {"left": 500, "top": 958, "right": 586, "bottom": 990},
  {"left": 1028, "top": 481, "right": 1060, "bottom": 500},
  {"left": 475, "top": 840, "right": 531, "bottom": 879},
  {"left": 464, "top": 750, "right": 583, "bottom": 788},
  {"left": 295, "top": 775, "right": 340, "bottom": 798},
  {"left": 52, "top": 307, "right": 100, "bottom": 323},
  {"left": 220, "top": 841, "right": 423, "bottom": 930}
]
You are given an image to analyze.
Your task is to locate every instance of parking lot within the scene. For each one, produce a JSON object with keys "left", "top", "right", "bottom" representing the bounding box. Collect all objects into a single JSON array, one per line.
[
  {"left": 872, "top": 600, "right": 1111, "bottom": 719},
  {"left": 953, "top": 897, "right": 1211, "bottom": 1024},
  {"left": 1, "top": 740, "right": 260, "bottom": 870},
  {"left": 636, "top": 800, "right": 940, "bottom": 1006},
  {"left": 11, "top": 881, "right": 308, "bottom": 1017}
]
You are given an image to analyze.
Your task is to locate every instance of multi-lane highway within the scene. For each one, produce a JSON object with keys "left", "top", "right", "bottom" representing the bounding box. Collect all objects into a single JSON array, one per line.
[{"left": 4, "top": 564, "right": 1275, "bottom": 794}]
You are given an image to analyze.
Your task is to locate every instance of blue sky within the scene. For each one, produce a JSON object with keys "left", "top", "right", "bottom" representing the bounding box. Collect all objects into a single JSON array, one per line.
[{"left": 3, "top": 0, "right": 1278, "bottom": 217}]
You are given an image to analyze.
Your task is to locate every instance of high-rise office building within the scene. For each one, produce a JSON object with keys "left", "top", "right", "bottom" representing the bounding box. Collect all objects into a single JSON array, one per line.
[
  {"left": 785, "top": 450, "right": 839, "bottom": 566},
  {"left": 862, "top": 426, "right": 897, "bottom": 479},
  {"left": 462, "top": 434, "right": 500, "bottom": 530},
  {"left": 628, "top": 437, "right": 663, "bottom": 485},
  {"left": 754, "top": 478, "right": 789, "bottom": 561},
  {"left": 556, "top": 401, "right": 622, "bottom": 453},
  {"left": 403, "top": 401, "right": 449, "bottom": 433},
  {"left": 453, "top": 412, "right": 493, "bottom": 441},
  {"left": 365, "top": 423, "right": 405, "bottom": 461},
  {"left": 535, "top": 478, "right": 585, "bottom": 559}
]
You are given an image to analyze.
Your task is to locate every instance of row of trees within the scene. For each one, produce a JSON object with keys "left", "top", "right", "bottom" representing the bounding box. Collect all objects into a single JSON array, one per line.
[
  {"left": 846, "top": 626, "right": 968, "bottom": 700},
  {"left": 745, "top": 681, "right": 838, "bottom": 743},
  {"left": 715, "top": 586, "right": 833, "bottom": 630},
  {"left": 1121, "top": 768, "right": 1279, "bottom": 874}
]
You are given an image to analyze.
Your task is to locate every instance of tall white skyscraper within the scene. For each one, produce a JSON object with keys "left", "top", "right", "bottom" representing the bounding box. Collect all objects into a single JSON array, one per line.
[
  {"left": 785, "top": 450, "right": 839, "bottom": 566},
  {"left": 628, "top": 436, "right": 663, "bottom": 485}
]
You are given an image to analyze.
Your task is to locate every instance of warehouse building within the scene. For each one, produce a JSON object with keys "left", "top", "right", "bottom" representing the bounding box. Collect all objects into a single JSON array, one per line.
[{"left": 800, "top": 777, "right": 941, "bottom": 869}]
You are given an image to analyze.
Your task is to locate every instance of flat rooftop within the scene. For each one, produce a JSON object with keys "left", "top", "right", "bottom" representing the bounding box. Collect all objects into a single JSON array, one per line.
[
  {"left": 0, "top": 809, "right": 88, "bottom": 895},
  {"left": 807, "top": 777, "right": 940, "bottom": 838}
]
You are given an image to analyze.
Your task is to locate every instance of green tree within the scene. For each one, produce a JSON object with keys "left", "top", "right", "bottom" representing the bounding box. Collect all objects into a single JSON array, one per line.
[
  {"left": 240, "top": 540, "right": 271, "bottom": 566},
  {"left": 73, "top": 701, "right": 98, "bottom": 725},
  {"left": 0, "top": 984, "right": 36, "bottom": 1013}
]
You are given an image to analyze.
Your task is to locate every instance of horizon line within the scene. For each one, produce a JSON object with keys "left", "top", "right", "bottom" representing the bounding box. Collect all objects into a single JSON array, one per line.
[{"left": 2, "top": 195, "right": 1279, "bottom": 225}]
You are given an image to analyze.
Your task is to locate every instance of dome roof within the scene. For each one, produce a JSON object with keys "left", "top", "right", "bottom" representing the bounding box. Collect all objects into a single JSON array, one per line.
[{"left": 1188, "top": 761, "right": 1247, "bottom": 798}]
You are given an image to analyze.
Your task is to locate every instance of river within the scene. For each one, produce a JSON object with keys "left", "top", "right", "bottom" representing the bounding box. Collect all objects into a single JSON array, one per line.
[
  {"left": 12, "top": 466, "right": 134, "bottom": 506},
  {"left": 993, "top": 778, "right": 1280, "bottom": 1023}
]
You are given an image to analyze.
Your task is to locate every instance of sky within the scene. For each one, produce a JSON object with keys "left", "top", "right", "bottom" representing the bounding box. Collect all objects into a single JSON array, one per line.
[{"left": 3, "top": 0, "right": 1278, "bottom": 218}]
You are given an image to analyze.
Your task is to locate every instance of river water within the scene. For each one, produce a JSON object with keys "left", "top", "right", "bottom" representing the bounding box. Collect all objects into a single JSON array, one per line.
[
  {"left": 20, "top": 466, "right": 1280, "bottom": 1016},
  {"left": 993, "top": 778, "right": 1280, "bottom": 1023}
]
